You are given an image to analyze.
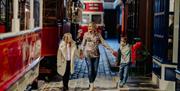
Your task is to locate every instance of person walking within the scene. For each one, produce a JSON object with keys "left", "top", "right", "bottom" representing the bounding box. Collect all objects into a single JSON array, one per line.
[
  {"left": 80, "top": 22, "right": 117, "bottom": 91},
  {"left": 57, "top": 33, "right": 78, "bottom": 91},
  {"left": 118, "top": 37, "right": 131, "bottom": 88}
]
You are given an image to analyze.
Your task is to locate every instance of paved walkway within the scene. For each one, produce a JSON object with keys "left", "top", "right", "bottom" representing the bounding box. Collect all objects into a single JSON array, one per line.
[{"left": 36, "top": 39, "right": 161, "bottom": 91}]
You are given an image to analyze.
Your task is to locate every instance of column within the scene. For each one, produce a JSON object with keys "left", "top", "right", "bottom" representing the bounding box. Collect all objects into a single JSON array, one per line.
[
  {"left": 30, "top": 0, "right": 34, "bottom": 29},
  {"left": 40, "top": 0, "right": 43, "bottom": 28},
  {"left": 173, "top": 0, "right": 180, "bottom": 63},
  {"left": 12, "top": 0, "right": 20, "bottom": 32}
]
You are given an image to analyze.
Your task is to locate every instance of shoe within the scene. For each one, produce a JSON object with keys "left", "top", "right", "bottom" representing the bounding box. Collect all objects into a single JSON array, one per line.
[
  {"left": 89, "top": 83, "right": 94, "bottom": 91},
  {"left": 62, "top": 87, "right": 68, "bottom": 91},
  {"left": 119, "top": 84, "right": 124, "bottom": 88},
  {"left": 119, "top": 83, "right": 124, "bottom": 88}
]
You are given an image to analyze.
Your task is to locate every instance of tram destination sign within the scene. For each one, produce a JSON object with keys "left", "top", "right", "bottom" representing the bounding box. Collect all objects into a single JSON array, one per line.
[{"left": 84, "top": 3, "right": 103, "bottom": 12}]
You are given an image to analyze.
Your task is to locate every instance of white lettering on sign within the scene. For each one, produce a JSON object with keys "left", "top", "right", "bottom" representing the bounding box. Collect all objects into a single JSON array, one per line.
[
  {"left": 89, "top": 4, "right": 93, "bottom": 6},
  {"left": 88, "top": 3, "right": 99, "bottom": 7},
  {"left": 94, "top": 4, "right": 98, "bottom": 6},
  {"left": 87, "top": 3, "right": 100, "bottom": 10},
  {"left": 89, "top": 7, "right": 99, "bottom": 10}
]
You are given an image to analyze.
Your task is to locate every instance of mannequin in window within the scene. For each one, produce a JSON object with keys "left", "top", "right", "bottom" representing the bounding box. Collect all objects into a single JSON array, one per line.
[{"left": 168, "top": 15, "right": 174, "bottom": 61}]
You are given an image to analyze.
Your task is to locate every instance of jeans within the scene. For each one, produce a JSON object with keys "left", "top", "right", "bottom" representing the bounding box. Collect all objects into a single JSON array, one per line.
[
  {"left": 119, "top": 63, "right": 129, "bottom": 85},
  {"left": 85, "top": 57, "right": 99, "bottom": 83}
]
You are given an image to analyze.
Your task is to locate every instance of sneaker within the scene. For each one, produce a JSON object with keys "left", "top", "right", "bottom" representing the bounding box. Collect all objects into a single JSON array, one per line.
[
  {"left": 119, "top": 83, "right": 124, "bottom": 88},
  {"left": 89, "top": 83, "right": 94, "bottom": 91}
]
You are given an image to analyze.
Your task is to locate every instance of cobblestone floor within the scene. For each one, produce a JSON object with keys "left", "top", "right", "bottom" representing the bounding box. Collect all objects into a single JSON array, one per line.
[{"left": 36, "top": 39, "right": 161, "bottom": 91}]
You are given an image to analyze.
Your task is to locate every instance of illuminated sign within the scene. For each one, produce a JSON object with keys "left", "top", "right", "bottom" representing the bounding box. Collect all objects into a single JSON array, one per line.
[{"left": 84, "top": 3, "right": 103, "bottom": 11}]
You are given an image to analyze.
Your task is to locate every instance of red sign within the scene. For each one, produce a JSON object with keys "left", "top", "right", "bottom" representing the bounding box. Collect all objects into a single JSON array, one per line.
[{"left": 84, "top": 3, "right": 103, "bottom": 12}]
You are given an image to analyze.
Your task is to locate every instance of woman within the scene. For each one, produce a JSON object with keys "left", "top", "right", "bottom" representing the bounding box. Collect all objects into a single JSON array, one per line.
[
  {"left": 80, "top": 22, "right": 117, "bottom": 90},
  {"left": 118, "top": 37, "right": 131, "bottom": 88},
  {"left": 57, "top": 33, "right": 78, "bottom": 91}
]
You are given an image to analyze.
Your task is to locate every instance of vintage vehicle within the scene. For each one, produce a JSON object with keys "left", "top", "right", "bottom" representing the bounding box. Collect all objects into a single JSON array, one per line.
[
  {"left": 79, "top": 0, "right": 104, "bottom": 36},
  {"left": 0, "top": 0, "right": 42, "bottom": 90}
]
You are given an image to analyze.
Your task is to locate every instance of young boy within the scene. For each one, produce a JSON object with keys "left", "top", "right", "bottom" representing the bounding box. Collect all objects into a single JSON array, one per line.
[{"left": 118, "top": 37, "right": 131, "bottom": 87}]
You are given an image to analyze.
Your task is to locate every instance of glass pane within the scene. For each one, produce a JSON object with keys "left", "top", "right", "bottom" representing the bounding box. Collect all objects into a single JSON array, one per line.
[
  {"left": 179, "top": 11, "right": 180, "bottom": 70},
  {"left": 92, "top": 14, "right": 101, "bottom": 24},
  {"left": 0, "top": 0, "right": 6, "bottom": 24},
  {"left": 0, "top": 0, "right": 12, "bottom": 33},
  {"left": 34, "top": 0, "right": 40, "bottom": 27},
  {"left": 169, "top": 0, "right": 174, "bottom": 12},
  {"left": 82, "top": 14, "right": 90, "bottom": 24},
  {"left": 19, "top": 0, "right": 30, "bottom": 30},
  {"left": 168, "top": 15, "right": 174, "bottom": 61}
]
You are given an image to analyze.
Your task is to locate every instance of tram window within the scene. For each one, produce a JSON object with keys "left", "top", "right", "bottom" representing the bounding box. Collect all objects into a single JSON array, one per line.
[
  {"left": 19, "top": 0, "right": 30, "bottom": 30},
  {"left": 82, "top": 14, "right": 90, "bottom": 24},
  {"left": 34, "top": 0, "right": 40, "bottom": 27},
  {"left": 92, "top": 15, "right": 101, "bottom": 24},
  {"left": 0, "top": 0, "right": 13, "bottom": 33},
  {"left": 43, "top": 0, "right": 57, "bottom": 26}
]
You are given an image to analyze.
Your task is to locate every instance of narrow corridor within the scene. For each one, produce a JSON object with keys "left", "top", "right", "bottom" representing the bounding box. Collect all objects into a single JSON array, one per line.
[
  {"left": 35, "top": 40, "right": 161, "bottom": 91},
  {"left": 0, "top": 0, "right": 180, "bottom": 90}
]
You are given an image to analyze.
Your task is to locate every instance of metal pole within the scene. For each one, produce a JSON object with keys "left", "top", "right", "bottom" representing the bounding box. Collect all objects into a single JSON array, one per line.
[{"left": 5, "top": 0, "right": 10, "bottom": 32}]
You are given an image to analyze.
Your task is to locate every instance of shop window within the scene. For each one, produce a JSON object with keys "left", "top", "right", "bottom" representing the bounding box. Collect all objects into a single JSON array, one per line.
[
  {"left": 127, "top": 0, "right": 139, "bottom": 30},
  {"left": 127, "top": 0, "right": 139, "bottom": 44},
  {"left": 19, "top": 0, "right": 30, "bottom": 30},
  {"left": 82, "top": 14, "right": 90, "bottom": 24},
  {"left": 167, "top": 0, "right": 174, "bottom": 62},
  {"left": 92, "top": 14, "right": 101, "bottom": 24},
  {"left": 153, "top": 0, "right": 174, "bottom": 63},
  {"left": 0, "top": 0, "right": 13, "bottom": 33},
  {"left": 34, "top": 0, "right": 40, "bottom": 27}
]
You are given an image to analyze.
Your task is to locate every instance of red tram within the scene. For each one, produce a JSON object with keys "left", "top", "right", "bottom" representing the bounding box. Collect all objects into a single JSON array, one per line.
[
  {"left": 80, "top": 0, "right": 104, "bottom": 35},
  {"left": 0, "top": 0, "right": 42, "bottom": 90}
]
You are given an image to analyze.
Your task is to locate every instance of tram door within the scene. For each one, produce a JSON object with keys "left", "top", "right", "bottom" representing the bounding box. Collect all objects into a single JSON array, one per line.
[{"left": 39, "top": 0, "right": 64, "bottom": 80}]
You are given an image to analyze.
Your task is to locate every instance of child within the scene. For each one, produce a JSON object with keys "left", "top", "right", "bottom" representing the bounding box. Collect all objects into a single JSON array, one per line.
[
  {"left": 57, "top": 33, "right": 78, "bottom": 91},
  {"left": 118, "top": 37, "right": 131, "bottom": 88}
]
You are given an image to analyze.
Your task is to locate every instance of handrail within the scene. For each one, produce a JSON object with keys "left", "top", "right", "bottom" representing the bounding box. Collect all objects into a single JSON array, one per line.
[{"left": 0, "top": 27, "right": 41, "bottom": 40}]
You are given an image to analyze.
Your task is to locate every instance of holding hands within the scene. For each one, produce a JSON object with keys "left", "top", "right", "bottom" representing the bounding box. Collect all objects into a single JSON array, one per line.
[
  {"left": 109, "top": 49, "right": 118, "bottom": 57},
  {"left": 79, "top": 49, "right": 84, "bottom": 60},
  {"left": 112, "top": 51, "right": 118, "bottom": 57}
]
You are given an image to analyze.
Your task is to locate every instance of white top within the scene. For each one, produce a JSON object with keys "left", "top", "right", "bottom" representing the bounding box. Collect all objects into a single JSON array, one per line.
[
  {"left": 66, "top": 44, "right": 71, "bottom": 61},
  {"left": 120, "top": 44, "right": 130, "bottom": 64}
]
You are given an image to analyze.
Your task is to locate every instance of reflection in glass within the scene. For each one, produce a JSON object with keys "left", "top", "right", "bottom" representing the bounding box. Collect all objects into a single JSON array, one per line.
[
  {"left": 92, "top": 14, "right": 101, "bottom": 24},
  {"left": 82, "top": 14, "right": 90, "bottom": 24}
]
